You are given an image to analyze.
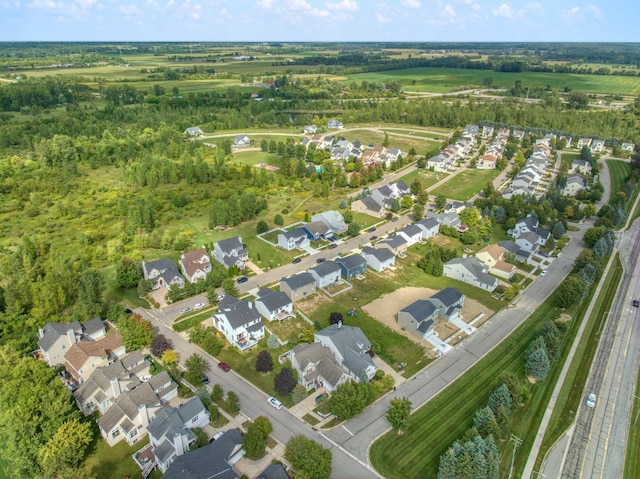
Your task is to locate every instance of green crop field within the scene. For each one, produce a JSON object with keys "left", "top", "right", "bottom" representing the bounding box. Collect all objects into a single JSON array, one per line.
[
  {"left": 431, "top": 168, "right": 499, "bottom": 201},
  {"left": 347, "top": 67, "right": 640, "bottom": 95}
]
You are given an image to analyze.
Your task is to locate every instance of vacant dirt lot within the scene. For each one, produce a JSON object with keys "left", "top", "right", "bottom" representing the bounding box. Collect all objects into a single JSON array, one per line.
[{"left": 363, "top": 286, "right": 495, "bottom": 350}]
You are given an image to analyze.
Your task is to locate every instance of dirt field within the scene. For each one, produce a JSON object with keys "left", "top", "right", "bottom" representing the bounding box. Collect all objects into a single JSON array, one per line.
[{"left": 363, "top": 287, "right": 495, "bottom": 352}]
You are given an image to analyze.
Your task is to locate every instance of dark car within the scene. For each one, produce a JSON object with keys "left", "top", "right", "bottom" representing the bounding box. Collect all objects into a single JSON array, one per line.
[
  {"left": 367, "top": 226, "right": 376, "bottom": 233},
  {"left": 633, "top": 299, "right": 640, "bottom": 307},
  {"left": 316, "top": 257, "right": 326, "bottom": 263},
  {"left": 292, "top": 257, "right": 302, "bottom": 264},
  {"left": 391, "top": 216, "right": 399, "bottom": 222},
  {"left": 218, "top": 362, "right": 231, "bottom": 372},
  {"left": 328, "top": 243, "right": 338, "bottom": 249},
  {"left": 315, "top": 393, "right": 327, "bottom": 404},
  {"left": 237, "top": 277, "right": 248, "bottom": 284},
  {"left": 370, "top": 235, "right": 378, "bottom": 241},
  {"left": 202, "top": 375, "right": 210, "bottom": 385}
]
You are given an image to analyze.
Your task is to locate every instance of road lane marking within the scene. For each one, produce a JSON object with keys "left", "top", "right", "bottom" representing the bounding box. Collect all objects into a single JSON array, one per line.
[{"left": 341, "top": 425, "right": 354, "bottom": 437}]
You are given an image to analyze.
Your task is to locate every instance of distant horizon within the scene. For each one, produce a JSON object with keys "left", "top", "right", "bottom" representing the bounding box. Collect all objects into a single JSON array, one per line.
[
  {"left": 1, "top": 0, "right": 636, "bottom": 43},
  {"left": 1, "top": 40, "right": 639, "bottom": 45}
]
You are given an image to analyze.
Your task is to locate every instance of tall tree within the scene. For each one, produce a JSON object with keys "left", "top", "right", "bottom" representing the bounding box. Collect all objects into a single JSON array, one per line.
[
  {"left": 274, "top": 367, "right": 296, "bottom": 396},
  {"left": 184, "top": 353, "right": 208, "bottom": 385},
  {"left": 525, "top": 347, "right": 551, "bottom": 380},
  {"left": 38, "top": 420, "right": 93, "bottom": 479},
  {"left": 256, "top": 350, "right": 274, "bottom": 373},
  {"left": 284, "top": 436, "right": 332, "bottom": 479},
  {"left": 386, "top": 397, "right": 412, "bottom": 431}
]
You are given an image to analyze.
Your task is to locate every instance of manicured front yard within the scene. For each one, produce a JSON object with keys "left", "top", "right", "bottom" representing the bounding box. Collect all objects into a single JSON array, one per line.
[{"left": 81, "top": 434, "right": 161, "bottom": 479}]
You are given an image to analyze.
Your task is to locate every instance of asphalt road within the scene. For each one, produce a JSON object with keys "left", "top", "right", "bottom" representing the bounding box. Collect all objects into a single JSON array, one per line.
[{"left": 560, "top": 217, "right": 640, "bottom": 479}]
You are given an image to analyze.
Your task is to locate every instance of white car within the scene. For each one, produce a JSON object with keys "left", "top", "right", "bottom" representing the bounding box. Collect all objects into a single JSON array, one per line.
[
  {"left": 267, "top": 396, "right": 283, "bottom": 410},
  {"left": 540, "top": 269, "right": 547, "bottom": 277},
  {"left": 586, "top": 392, "right": 596, "bottom": 408},
  {"left": 193, "top": 303, "right": 205, "bottom": 310}
]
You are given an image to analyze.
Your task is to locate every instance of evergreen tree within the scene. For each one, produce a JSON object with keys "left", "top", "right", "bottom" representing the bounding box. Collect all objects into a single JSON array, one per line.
[
  {"left": 525, "top": 347, "right": 551, "bottom": 380},
  {"left": 256, "top": 350, "right": 274, "bottom": 373},
  {"left": 274, "top": 367, "right": 296, "bottom": 396},
  {"left": 487, "top": 383, "right": 512, "bottom": 417}
]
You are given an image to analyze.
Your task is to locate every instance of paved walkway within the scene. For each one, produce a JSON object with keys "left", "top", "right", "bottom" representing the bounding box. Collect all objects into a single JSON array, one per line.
[
  {"left": 424, "top": 332, "right": 453, "bottom": 355},
  {"left": 449, "top": 316, "right": 476, "bottom": 335}
]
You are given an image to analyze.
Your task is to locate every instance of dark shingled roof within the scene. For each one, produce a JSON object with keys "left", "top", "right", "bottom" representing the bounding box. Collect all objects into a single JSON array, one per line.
[
  {"left": 309, "top": 261, "right": 341, "bottom": 278},
  {"left": 400, "top": 299, "right": 437, "bottom": 322},
  {"left": 280, "top": 272, "right": 315, "bottom": 290},
  {"left": 430, "top": 287, "right": 463, "bottom": 308}
]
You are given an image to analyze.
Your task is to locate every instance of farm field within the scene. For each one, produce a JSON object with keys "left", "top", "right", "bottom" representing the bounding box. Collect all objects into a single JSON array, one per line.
[
  {"left": 431, "top": 168, "right": 500, "bottom": 201},
  {"left": 347, "top": 67, "right": 640, "bottom": 95}
]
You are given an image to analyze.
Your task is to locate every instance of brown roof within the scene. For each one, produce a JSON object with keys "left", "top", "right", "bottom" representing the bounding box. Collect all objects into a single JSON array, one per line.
[
  {"left": 478, "top": 244, "right": 503, "bottom": 262},
  {"left": 64, "top": 331, "right": 123, "bottom": 374},
  {"left": 494, "top": 260, "right": 516, "bottom": 273},
  {"left": 180, "top": 247, "right": 211, "bottom": 279}
]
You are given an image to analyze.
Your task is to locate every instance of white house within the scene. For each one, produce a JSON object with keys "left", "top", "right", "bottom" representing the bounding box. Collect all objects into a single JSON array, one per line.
[
  {"left": 184, "top": 126, "right": 203, "bottom": 137},
  {"left": 443, "top": 257, "right": 498, "bottom": 292},
  {"left": 142, "top": 259, "right": 185, "bottom": 290},
  {"left": 290, "top": 342, "right": 351, "bottom": 392},
  {"left": 254, "top": 288, "right": 294, "bottom": 322},
  {"left": 361, "top": 246, "right": 395, "bottom": 272},
  {"left": 327, "top": 119, "right": 344, "bottom": 129},
  {"left": 397, "top": 224, "right": 423, "bottom": 247},
  {"left": 309, "top": 261, "right": 341, "bottom": 288},
  {"left": 314, "top": 323, "right": 377, "bottom": 382},
  {"left": 312, "top": 211, "right": 347, "bottom": 234},
  {"left": 277, "top": 227, "right": 310, "bottom": 251},
  {"left": 213, "top": 236, "right": 248, "bottom": 270},
  {"left": 414, "top": 217, "right": 440, "bottom": 240},
  {"left": 213, "top": 296, "right": 265, "bottom": 351},
  {"left": 233, "top": 135, "right": 250, "bottom": 147},
  {"left": 561, "top": 173, "right": 586, "bottom": 196}
]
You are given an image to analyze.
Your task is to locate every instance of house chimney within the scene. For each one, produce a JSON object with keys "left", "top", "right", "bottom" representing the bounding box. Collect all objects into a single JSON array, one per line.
[
  {"left": 337, "top": 320, "right": 342, "bottom": 328},
  {"left": 173, "top": 432, "right": 187, "bottom": 456},
  {"left": 139, "top": 403, "right": 149, "bottom": 428},
  {"left": 110, "top": 378, "right": 121, "bottom": 397},
  {"left": 67, "top": 328, "right": 78, "bottom": 346}
]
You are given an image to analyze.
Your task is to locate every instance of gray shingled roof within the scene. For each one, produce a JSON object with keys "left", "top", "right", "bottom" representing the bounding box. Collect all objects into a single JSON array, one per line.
[
  {"left": 162, "top": 429, "right": 243, "bottom": 479},
  {"left": 315, "top": 324, "right": 374, "bottom": 379},
  {"left": 415, "top": 217, "right": 439, "bottom": 230},
  {"left": 147, "top": 397, "right": 204, "bottom": 446},
  {"left": 362, "top": 246, "right": 395, "bottom": 262},
  {"left": 360, "top": 195, "right": 383, "bottom": 212},
  {"left": 380, "top": 235, "right": 407, "bottom": 249},
  {"left": 401, "top": 224, "right": 422, "bottom": 238},
  {"left": 430, "top": 288, "right": 463, "bottom": 308},
  {"left": 335, "top": 254, "right": 366, "bottom": 271},
  {"left": 142, "top": 258, "right": 184, "bottom": 285},
  {"left": 38, "top": 320, "right": 82, "bottom": 351},
  {"left": 97, "top": 381, "right": 161, "bottom": 433},
  {"left": 216, "top": 300, "right": 262, "bottom": 330},
  {"left": 256, "top": 290, "right": 291, "bottom": 312},
  {"left": 257, "top": 464, "right": 289, "bottom": 479},
  {"left": 280, "top": 272, "right": 315, "bottom": 290},
  {"left": 401, "top": 299, "right": 437, "bottom": 322},
  {"left": 216, "top": 236, "right": 243, "bottom": 254},
  {"left": 309, "top": 261, "right": 341, "bottom": 278},
  {"left": 82, "top": 317, "right": 105, "bottom": 336},
  {"left": 281, "top": 227, "right": 307, "bottom": 240},
  {"left": 303, "top": 221, "right": 331, "bottom": 236},
  {"left": 293, "top": 342, "right": 346, "bottom": 389}
]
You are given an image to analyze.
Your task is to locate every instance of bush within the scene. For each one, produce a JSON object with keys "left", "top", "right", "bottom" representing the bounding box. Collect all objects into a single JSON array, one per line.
[
  {"left": 256, "top": 350, "right": 274, "bottom": 373},
  {"left": 274, "top": 367, "right": 296, "bottom": 396}
]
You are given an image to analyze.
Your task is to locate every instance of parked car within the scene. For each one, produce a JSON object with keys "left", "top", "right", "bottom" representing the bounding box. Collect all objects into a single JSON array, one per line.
[
  {"left": 391, "top": 216, "right": 399, "bottom": 222},
  {"left": 328, "top": 243, "right": 338, "bottom": 249},
  {"left": 370, "top": 235, "right": 378, "bottom": 241},
  {"left": 315, "top": 393, "right": 327, "bottom": 404},
  {"left": 367, "top": 226, "right": 376, "bottom": 233},
  {"left": 193, "top": 302, "right": 205, "bottom": 310},
  {"left": 316, "top": 257, "right": 326, "bottom": 263},
  {"left": 292, "top": 257, "right": 302, "bottom": 264},
  {"left": 267, "top": 396, "right": 283, "bottom": 410},
  {"left": 209, "top": 431, "right": 224, "bottom": 443},
  {"left": 237, "top": 277, "right": 248, "bottom": 284},
  {"left": 586, "top": 392, "right": 596, "bottom": 408},
  {"left": 217, "top": 295, "right": 225, "bottom": 301},
  {"left": 218, "top": 362, "right": 230, "bottom": 372},
  {"left": 633, "top": 299, "right": 640, "bottom": 307},
  {"left": 202, "top": 375, "right": 210, "bottom": 385},
  {"left": 540, "top": 270, "right": 547, "bottom": 277},
  {"left": 179, "top": 307, "right": 192, "bottom": 314}
]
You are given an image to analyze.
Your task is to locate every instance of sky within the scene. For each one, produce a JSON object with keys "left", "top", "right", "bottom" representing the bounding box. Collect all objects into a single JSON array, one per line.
[{"left": 0, "top": 0, "right": 636, "bottom": 42}]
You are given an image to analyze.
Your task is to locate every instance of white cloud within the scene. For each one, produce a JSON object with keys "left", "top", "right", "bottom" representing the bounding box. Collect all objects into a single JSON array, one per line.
[
  {"left": 400, "top": 0, "right": 420, "bottom": 7},
  {"left": 74, "top": 0, "right": 96, "bottom": 6},
  {"left": 309, "top": 7, "right": 329, "bottom": 15},
  {"left": 326, "top": 0, "right": 357, "bottom": 10},
  {"left": 493, "top": 3, "right": 511, "bottom": 17},
  {"left": 376, "top": 11, "right": 391, "bottom": 23},
  {"left": 119, "top": 3, "right": 141, "bottom": 15},
  {"left": 287, "top": 0, "right": 310, "bottom": 9},
  {"left": 586, "top": 4, "right": 601, "bottom": 18},
  {"left": 443, "top": 3, "right": 455, "bottom": 19},
  {"left": 256, "top": 0, "right": 275, "bottom": 8}
]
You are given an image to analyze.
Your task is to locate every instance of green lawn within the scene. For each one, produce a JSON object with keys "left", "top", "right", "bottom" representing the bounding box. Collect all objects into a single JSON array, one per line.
[
  {"left": 369, "top": 281, "right": 591, "bottom": 479},
  {"left": 431, "top": 168, "right": 499, "bottom": 201},
  {"left": 606, "top": 159, "right": 636, "bottom": 213},
  {"left": 340, "top": 130, "right": 440, "bottom": 155},
  {"left": 347, "top": 67, "right": 640, "bottom": 96},
  {"left": 398, "top": 169, "right": 448, "bottom": 190},
  {"left": 81, "top": 434, "right": 161, "bottom": 479}
]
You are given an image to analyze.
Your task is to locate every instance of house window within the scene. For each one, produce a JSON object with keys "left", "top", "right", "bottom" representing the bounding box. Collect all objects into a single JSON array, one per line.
[
  {"left": 192, "top": 414, "right": 198, "bottom": 422},
  {"left": 129, "top": 430, "right": 137, "bottom": 439},
  {"left": 112, "top": 429, "right": 120, "bottom": 439}
]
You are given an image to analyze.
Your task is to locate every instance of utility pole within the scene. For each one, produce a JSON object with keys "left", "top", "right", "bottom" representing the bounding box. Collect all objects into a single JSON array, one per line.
[{"left": 508, "top": 435, "right": 523, "bottom": 479}]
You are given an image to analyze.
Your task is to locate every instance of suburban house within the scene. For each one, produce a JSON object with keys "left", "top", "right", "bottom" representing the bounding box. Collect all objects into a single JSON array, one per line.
[
  {"left": 213, "top": 236, "right": 248, "bottom": 270},
  {"left": 513, "top": 130, "right": 526, "bottom": 140},
  {"left": 426, "top": 153, "right": 452, "bottom": 172},
  {"left": 621, "top": 142, "right": 635, "bottom": 152},
  {"left": 591, "top": 139, "right": 605, "bottom": 152},
  {"left": 398, "top": 300, "right": 437, "bottom": 339},
  {"left": 477, "top": 154, "right": 497, "bottom": 169},
  {"left": 280, "top": 272, "right": 317, "bottom": 303},
  {"left": 179, "top": 247, "right": 212, "bottom": 284},
  {"left": 277, "top": 227, "right": 310, "bottom": 251},
  {"left": 38, "top": 317, "right": 106, "bottom": 367},
  {"left": 254, "top": 288, "right": 294, "bottom": 322},
  {"left": 160, "top": 429, "right": 244, "bottom": 479},
  {"left": 361, "top": 246, "right": 395, "bottom": 272},
  {"left": 145, "top": 397, "right": 211, "bottom": 473},
  {"left": 256, "top": 464, "right": 289, "bottom": 479},
  {"left": 515, "top": 232, "right": 541, "bottom": 254},
  {"left": 429, "top": 288, "right": 465, "bottom": 321},
  {"left": 475, "top": 244, "right": 517, "bottom": 280},
  {"left": 64, "top": 331, "right": 127, "bottom": 384},
  {"left": 312, "top": 211, "right": 347, "bottom": 234},
  {"left": 498, "top": 240, "right": 533, "bottom": 264},
  {"left": 233, "top": 135, "right": 250, "bottom": 147},
  {"left": 350, "top": 195, "right": 385, "bottom": 218},
  {"left": 378, "top": 234, "right": 409, "bottom": 255},
  {"left": 212, "top": 296, "right": 265, "bottom": 351},
  {"left": 569, "top": 159, "right": 593, "bottom": 175},
  {"left": 443, "top": 257, "right": 498, "bottom": 292},
  {"left": 427, "top": 211, "right": 461, "bottom": 228},
  {"left": 577, "top": 138, "right": 592, "bottom": 149},
  {"left": 73, "top": 351, "right": 150, "bottom": 416},
  {"left": 561, "top": 173, "right": 586, "bottom": 196},
  {"left": 482, "top": 125, "right": 494, "bottom": 138},
  {"left": 302, "top": 220, "right": 333, "bottom": 241},
  {"left": 314, "top": 323, "right": 377, "bottom": 382},
  {"left": 97, "top": 371, "right": 178, "bottom": 447},
  {"left": 335, "top": 254, "right": 367, "bottom": 280},
  {"left": 397, "top": 224, "right": 423, "bottom": 247},
  {"left": 327, "top": 119, "right": 344, "bottom": 129},
  {"left": 303, "top": 124, "right": 317, "bottom": 134},
  {"left": 291, "top": 342, "right": 352, "bottom": 392},
  {"left": 414, "top": 217, "right": 440, "bottom": 240},
  {"left": 309, "top": 261, "right": 342, "bottom": 288},
  {"left": 509, "top": 214, "right": 551, "bottom": 244},
  {"left": 183, "top": 127, "right": 203, "bottom": 137},
  {"left": 142, "top": 259, "right": 185, "bottom": 290}
]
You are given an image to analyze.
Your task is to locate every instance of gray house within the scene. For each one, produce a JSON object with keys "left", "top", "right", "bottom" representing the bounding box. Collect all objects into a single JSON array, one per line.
[
  {"left": 429, "top": 288, "right": 465, "bottom": 321},
  {"left": 146, "top": 397, "right": 210, "bottom": 473},
  {"left": 142, "top": 259, "right": 185, "bottom": 290},
  {"left": 161, "top": 429, "right": 244, "bottom": 479},
  {"left": 361, "top": 246, "right": 396, "bottom": 272},
  {"left": 255, "top": 288, "right": 293, "bottom": 322},
  {"left": 398, "top": 300, "right": 437, "bottom": 339},
  {"left": 314, "top": 324, "right": 377, "bottom": 382},
  {"left": 38, "top": 317, "right": 106, "bottom": 367},
  {"left": 280, "top": 272, "right": 317, "bottom": 303},
  {"left": 233, "top": 135, "right": 250, "bottom": 147},
  {"left": 312, "top": 211, "right": 347, "bottom": 234},
  {"left": 378, "top": 234, "right": 408, "bottom": 255},
  {"left": 309, "top": 261, "right": 342, "bottom": 288},
  {"left": 213, "top": 236, "right": 248, "bottom": 270},
  {"left": 184, "top": 126, "right": 203, "bottom": 137},
  {"left": 277, "top": 227, "right": 310, "bottom": 251},
  {"left": 443, "top": 257, "right": 498, "bottom": 292},
  {"left": 290, "top": 342, "right": 351, "bottom": 392},
  {"left": 414, "top": 217, "right": 440, "bottom": 239},
  {"left": 335, "top": 254, "right": 367, "bottom": 280},
  {"left": 303, "top": 220, "right": 333, "bottom": 241}
]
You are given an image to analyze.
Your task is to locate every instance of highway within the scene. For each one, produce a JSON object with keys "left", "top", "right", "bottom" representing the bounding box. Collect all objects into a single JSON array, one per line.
[{"left": 560, "top": 217, "right": 640, "bottom": 479}]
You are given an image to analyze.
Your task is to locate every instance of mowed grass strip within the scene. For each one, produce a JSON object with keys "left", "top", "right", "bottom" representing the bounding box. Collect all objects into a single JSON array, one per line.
[
  {"left": 369, "top": 288, "right": 579, "bottom": 479},
  {"left": 607, "top": 160, "right": 634, "bottom": 211},
  {"left": 431, "top": 168, "right": 499, "bottom": 201}
]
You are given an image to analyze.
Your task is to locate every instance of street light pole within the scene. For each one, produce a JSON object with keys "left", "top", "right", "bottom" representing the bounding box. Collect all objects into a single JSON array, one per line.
[{"left": 508, "top": 435, "right": 523, "bottom": 479}]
